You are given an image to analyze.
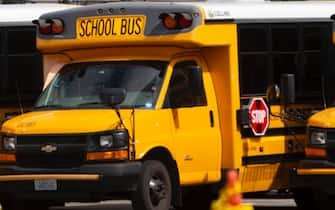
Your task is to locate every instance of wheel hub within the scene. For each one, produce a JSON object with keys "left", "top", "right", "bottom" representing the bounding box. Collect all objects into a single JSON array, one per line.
[{"left": 149, "top": 176, "right": 167, "bottom": 206}]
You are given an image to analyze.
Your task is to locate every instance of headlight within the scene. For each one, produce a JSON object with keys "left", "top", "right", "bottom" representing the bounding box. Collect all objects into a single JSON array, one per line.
[
  {"left": 89, "top": 129, "right": 129, "bottom": 151},
  {"left": 100, "top": 135, "right": 114, "bottom": 148},
  {"left": 2, "top": 136, "right": 16, "bottom": 151},
  {"left": 310, "top": 130, "right": 326, "bottom": 145},
  {"left": 111, "top": 129, "right": 129, "bottom": 148}
]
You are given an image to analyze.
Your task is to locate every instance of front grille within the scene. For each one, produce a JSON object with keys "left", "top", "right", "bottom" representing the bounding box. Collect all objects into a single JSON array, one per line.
[
  {"left": 16, "top": 135, "right": 87, "bottom": 168},
  {"left": 326, "top": 129, "right": 335, "bottom": 160}
]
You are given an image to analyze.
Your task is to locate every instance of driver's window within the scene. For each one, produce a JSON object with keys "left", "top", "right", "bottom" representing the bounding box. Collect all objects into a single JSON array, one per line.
[{"left": 163, "top": 60, "right": 207, "bottom": 108}]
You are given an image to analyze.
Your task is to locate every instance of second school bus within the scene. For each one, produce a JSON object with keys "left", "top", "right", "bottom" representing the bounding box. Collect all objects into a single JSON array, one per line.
[
  {"left": 1, "top": 1, "right": 335, "bottom": 210},
  {"left": 289, "top": 13, "right": 335, "bottom": 210}
]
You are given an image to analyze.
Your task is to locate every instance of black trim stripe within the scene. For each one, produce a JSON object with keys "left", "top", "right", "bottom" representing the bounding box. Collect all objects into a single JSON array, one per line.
[
  {"left": 205, "top": 19, "right": 235, "bottom": 24},
  {"left": 0, "top": 129, "right": 123, "bottom": 137},
  {"left": 241, "top": 127, "right": 306, "bottom": 138},
  {"left": 242, "top": 153, "right": 305, "bottom": 165}
]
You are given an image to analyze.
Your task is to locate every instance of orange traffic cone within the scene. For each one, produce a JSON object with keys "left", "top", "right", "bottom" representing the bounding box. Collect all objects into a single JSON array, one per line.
[{"left": 210, "top": 169, "right": 254, "bottom": 210}]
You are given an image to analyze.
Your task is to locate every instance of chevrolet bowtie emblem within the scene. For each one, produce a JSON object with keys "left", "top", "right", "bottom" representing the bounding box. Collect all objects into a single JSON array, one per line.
[{"left": 41, "top": 144, "right": 57, "bottom": 153}]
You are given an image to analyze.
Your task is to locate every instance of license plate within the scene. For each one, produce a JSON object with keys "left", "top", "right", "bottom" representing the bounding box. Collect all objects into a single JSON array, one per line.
[
  {"left": 34, "top": 179, "right": 57, "bottom": 191},
  {"left": 77, "top": 15, "right": 146, "bottom": 39}
]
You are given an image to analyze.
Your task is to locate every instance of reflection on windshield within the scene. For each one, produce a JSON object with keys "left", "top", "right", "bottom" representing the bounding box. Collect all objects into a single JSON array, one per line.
[{"left": 35, "top": 61, "right": 167, "bottom": 109}]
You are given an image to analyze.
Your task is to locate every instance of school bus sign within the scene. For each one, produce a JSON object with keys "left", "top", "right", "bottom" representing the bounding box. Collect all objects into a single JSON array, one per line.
[
  {"left": 76, "top": 15, "right": 146, "bottom": 39},
  {"left": 248, "top": 98, "right": 269, "bottom": 136}
]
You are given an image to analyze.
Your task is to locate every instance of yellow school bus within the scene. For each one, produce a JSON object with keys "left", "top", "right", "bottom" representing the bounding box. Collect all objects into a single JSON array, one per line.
[
  {"left": 289, "top": 13, "right": 335, "bottom": 210},
  {"left": 1, "top": 1, "right": 335, "bottom": 210},
  {"left": 0, "top": 3, "right": 78, "bottom": 124}
]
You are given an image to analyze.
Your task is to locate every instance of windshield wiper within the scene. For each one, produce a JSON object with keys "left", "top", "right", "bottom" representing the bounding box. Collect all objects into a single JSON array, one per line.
[
  {"left": 121, "top": 105, "right": 148, "bottom": 108},
  {"left": 77, "top": 102, "right": 105, "bottom": 107},
  {"left": 33, "top": 104, "right": 67, "bottom": 110}
]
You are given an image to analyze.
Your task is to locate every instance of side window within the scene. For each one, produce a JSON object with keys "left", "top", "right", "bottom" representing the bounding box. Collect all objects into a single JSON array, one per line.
[
  {"left": 238, "top": 25, "right": 270, "bottom": 96},
  {"left": 163, "top": 60, "right": 207, "bottom": 108},
  {"left": 238, "top": 23, "right": 332, "bottom": 104},
  {"left": 0, "top": 26, "right": 43, "bottom": 107}
]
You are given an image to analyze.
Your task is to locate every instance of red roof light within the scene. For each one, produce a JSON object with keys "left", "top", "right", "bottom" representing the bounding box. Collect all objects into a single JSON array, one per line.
[
  {"left": 51, "top": 19, "right": 64, "bottom": 34},
  {"left": 177, "top": 13, "right": 192, "bottom": 28},
  {"left": 33, "top": 18, "right": 64, "bottom": 35},
  {"left": 160, "top": 12, "right": 193, "bottom": 30}
]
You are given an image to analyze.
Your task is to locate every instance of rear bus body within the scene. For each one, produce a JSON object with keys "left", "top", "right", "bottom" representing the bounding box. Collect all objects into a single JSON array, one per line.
[{"left": 0, "top": 3, "right": 78, "bottom": 124}]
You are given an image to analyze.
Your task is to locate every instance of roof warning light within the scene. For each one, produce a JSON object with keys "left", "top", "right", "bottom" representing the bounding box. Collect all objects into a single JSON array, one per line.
[
  {"left": 33, "top": 18, "right": 64, "bottom": 35},
  {"left": 160, "top": 12, "right": 193, "bottom": 30}
]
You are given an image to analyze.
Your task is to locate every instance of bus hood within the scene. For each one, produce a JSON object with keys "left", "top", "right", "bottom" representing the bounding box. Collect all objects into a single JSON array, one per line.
[
  {"left": 308, "top": 107, "right": 335, "bottom": 128},
  {"left": 1, "top": 110, "right": 130, "bottom": 135}
]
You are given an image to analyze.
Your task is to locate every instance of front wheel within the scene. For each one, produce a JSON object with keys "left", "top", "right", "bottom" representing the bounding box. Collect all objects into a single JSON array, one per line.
[{"left": 132, "top": 160, "right": 172, "bottom": 210}]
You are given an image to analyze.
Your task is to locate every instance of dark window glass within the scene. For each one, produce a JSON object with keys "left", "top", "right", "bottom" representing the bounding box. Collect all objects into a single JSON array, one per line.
[
  {"left": 239, "top": 27, "right": 267, "bottom": 52},
  {"left": 238, "top": 22, "right": 331, "bottom": 103},
  {"left": 164, "top": 61, "right": 207, "bottom": 108},
  {"left": 303, "top": 53, "right": 321, "bottom": 92},
  {"left": 0, "top": 56, "right": 3, "bottom": 74},
  {"left": 304, "top": 27, "right": 322, "bottom": 51},
  {"left": 272, "top": 26, "right": 298, "bottom": 51},
  {"left": 0, "top": 29, "right": 2, "bottom": 54},
  {"left": 239, "top": 54, "right": 268, "bottom": 95},
  {"left": 273, "top": 53, "right": 298, "bottom": 84},
  {"left": 0, "top": 56, "right": 4, "bottom": 94},
  {"left": 0, "top": 26, "right": 42, "bottom": 107},
  {"left": 7, "top": 55, "right": 43, "bottom": 103},
  {"left": 8, "top": 28, "right": 35, "bottom": 54}
]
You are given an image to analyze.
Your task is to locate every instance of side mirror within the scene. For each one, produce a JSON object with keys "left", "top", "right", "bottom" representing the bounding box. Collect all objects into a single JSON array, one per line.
[
  {"left": 266, "top": 84, "right": 280, "bottom": 104},
  {"left": 280, "top": 74, "right": 295, "bottom": 105},
  {"left": 99, "top": 88, "right": 126, "bottom": 106}
]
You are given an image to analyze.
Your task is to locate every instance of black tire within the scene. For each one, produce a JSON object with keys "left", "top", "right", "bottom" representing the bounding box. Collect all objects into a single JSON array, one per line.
[
  {"left": 313, "top": 190, "right": 335, "bottom": 210},
  {"left": 132, "top": 160, "right": 172, "bottom": 210},
  {"left": 292, "top": 188, "right": 316, "bottom": 210}
]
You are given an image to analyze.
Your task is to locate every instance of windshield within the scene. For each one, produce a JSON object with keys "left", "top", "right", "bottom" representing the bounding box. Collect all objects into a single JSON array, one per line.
[{"left": 34, "top": 61, "right": 167, "bottom": 109}]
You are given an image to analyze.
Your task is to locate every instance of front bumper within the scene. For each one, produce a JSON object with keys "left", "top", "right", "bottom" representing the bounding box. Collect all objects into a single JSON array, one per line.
[
  {"left": 0, "top": 162, "right": 141, "bottom": 201},
  {"left": 290, "top": 159, "right": 335, "bottom": 194}
]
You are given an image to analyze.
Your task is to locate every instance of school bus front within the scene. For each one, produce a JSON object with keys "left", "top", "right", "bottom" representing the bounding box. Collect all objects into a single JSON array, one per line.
[{"left": 0, "top": 4, "right": 224, "bottom": 210}]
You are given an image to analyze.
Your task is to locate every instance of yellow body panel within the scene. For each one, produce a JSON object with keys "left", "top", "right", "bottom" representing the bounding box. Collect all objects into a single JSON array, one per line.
[
  {"left": 308, "top": 107, "right": 335, "bottom": 128},
  {"left": 297, "top": 168, "right": 335, "bottom": 175},
  {"left": 2, "top": 110, "right": 130, "bottom": 134},
  {"left": 202, "top": 45, "right": 242, "bottom": 170},
  {"left": 0, "top": 174, "right": 99, "bottom": 181},
  {"left": 243, "top": 135, "right": 305, "bottom": 157},
  {"left": 161, "top": 55, "right": 222, "bottom": 184},
  {"left": 240, "top": 161, "right": 299, "bottom": 192}
]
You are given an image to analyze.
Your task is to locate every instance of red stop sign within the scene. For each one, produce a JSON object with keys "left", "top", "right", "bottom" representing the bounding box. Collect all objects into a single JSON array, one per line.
[{"left": 248, "top": 98, "right": 269, "bottom": 136}]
